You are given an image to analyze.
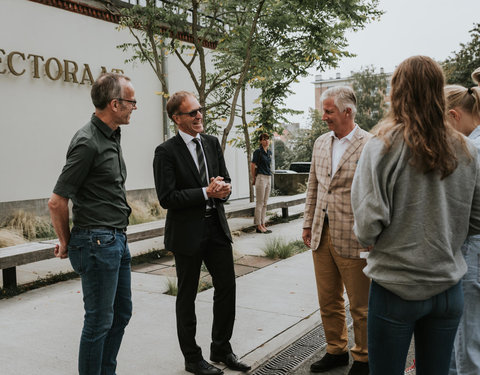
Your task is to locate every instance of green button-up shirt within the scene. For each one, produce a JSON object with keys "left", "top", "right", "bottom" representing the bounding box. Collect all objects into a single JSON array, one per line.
[{"left": 53, "top": 114, "right": 131, "bottom": 228}]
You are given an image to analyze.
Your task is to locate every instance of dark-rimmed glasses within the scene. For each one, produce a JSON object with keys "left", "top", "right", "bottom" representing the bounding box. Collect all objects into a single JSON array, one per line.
[
  {"left": 175, "top": 107, "right": 203, "bottom": 118},
  {"left": 115, "top": 98, "right": 137, "bottom": 106}
]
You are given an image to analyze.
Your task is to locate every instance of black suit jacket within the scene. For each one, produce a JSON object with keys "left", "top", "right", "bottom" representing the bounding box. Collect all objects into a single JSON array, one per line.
[{"left": 153, "top": 133, "right": 232, "bottom": 255}]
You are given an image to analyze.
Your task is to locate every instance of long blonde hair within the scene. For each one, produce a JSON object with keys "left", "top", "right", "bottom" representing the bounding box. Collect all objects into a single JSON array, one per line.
[{"left": 374, "top": 56, "right": 468, "bottom": 179}]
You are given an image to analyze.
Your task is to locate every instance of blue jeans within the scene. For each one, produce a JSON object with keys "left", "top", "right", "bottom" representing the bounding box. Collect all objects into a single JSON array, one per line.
[
  {"left": 68, "top": 227, "right": 132, "bottom": 375},
  {"left": 450, "top": 237, "right": 480, "bottom": 375},
  {"left": 368, "top": 280, "right": 463, "bottom": 375}
]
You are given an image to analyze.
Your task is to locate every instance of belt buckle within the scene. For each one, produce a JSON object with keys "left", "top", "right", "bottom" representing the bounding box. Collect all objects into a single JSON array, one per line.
[{"left": 205, "top": 209, "right": 214, "bottom": 218}]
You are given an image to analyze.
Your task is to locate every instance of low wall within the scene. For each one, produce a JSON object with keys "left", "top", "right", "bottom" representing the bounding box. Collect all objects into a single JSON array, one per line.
[
  {"left": 273, "top": 173, "right": 309, "bottom": 195},
  {"left": 0, "top": 188, "right": 160, "bottom": 221}
]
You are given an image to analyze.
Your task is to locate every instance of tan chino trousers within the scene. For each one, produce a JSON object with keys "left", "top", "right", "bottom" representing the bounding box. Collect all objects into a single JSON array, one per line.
[
  {"left": 254, "top": 174, "right": 271, "bottom": 225},
  {"left": 312, "top": 220, "right": 370, "bottom": 362}
]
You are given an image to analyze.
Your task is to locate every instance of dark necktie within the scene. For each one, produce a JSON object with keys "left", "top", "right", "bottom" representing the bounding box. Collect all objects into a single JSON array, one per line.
[
  {"left": 192, "top": 138, "right": 214, "bottom": 208},
  {"left": 192, "top": 138, "right": 207, "bottom": 186}
]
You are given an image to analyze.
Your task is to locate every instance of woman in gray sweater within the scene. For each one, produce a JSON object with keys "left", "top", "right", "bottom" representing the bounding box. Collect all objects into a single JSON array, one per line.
[{"left": 351, "top": 56, "right": 480, "bottom": 375}]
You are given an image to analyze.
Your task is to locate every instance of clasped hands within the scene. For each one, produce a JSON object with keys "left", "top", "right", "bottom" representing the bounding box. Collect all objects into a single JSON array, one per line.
[{"left": 206, "top": 176, "right": 231, "bottom": 199}]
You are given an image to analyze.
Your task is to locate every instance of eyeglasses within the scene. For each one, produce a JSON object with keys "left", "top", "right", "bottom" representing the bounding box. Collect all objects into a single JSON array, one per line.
[
  {"left": 175, "top": 107, "right": 203, "bottom": 118},
  {"left": 116, "top": 98, "right": 137, "bottom": 106}
]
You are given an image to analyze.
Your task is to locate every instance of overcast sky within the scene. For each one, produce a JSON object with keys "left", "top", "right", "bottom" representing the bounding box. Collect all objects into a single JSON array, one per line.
[{"left": 284, "top": 0, "right": 480, "bottom": 127}]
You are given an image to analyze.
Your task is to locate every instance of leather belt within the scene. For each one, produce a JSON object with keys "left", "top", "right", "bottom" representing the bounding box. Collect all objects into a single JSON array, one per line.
[{"left": 74, "top": 226, "right": 127, "bottom": 233}]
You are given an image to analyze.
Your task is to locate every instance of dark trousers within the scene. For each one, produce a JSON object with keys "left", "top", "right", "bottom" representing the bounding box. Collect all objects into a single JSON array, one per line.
[
  {"left": 174, "top": 212, "right": 236, "bottom": 362},
  {"left": 368, "top": 280, "right": 463, "bottom": 375}
]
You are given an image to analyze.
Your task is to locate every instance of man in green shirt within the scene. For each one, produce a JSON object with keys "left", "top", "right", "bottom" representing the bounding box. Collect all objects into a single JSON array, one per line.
[{"left": 48, "top": 73, "right": 137, "bottom": 375}]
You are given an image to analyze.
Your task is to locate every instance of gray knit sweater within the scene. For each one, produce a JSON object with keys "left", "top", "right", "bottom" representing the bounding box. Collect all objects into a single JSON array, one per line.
[{"left": 351, "top": 134, "right": 480, "bottom": 300}]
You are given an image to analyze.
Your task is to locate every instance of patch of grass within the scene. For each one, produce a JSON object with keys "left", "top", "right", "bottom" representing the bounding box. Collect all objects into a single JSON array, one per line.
[
  {"left": 262, "top": 237, "right": 308, "bottom": 259},
  {"left": 128, "top": 199, "right": 166, "bottom": 225},
  {"left": 1, "top": 210, "right": 56, "bottom": 242},
  {"left": 165, "top": 278, "right": 178, "bottom": 296},
  {"left": 0, "top": 228, "right": 26, "bottom": 248},
  {"left": 198, "top": 278, "right": 213, "bottom": 292},
  {"left": 296, "top": 182, "right": 307, "bottom": 193},
  {"left": 289, "top": 239, "right": 309, "bottom": 254},
  {"left": 270, "top": 188, "right": 282, "bottom": 197},
  {"left": 0, "top": 271, "right": 79, "bottom": 299}
]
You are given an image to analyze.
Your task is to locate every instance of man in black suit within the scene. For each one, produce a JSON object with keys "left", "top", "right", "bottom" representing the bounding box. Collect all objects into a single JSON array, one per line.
[{"left": 153, "top": 91, "right": 250, "bottom": 375}]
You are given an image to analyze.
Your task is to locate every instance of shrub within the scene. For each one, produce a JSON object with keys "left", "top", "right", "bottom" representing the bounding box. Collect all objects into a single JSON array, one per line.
[
  {"left": 165, "top": 278, "right": 178, "bottom": 296},
  {"left": 262, "top": 237, "right": 308, "bottom": 259},
  {"left": 1, "top": 211, "right": 56, "bottom": 241},
  {"left": 128, "top": 199, "right": 167, "bottom": 225},
  {"left": 0, "top": 228, "right": 26, "bottom": 248},
  {"left": 198, "top": 279, "right": 213, "bottom": 292}
]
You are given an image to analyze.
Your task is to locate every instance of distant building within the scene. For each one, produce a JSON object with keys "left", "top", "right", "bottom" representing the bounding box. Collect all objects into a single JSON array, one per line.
[
  {"left": 314, "top": 68, "right": 393, "bottom": 111},
  {"left": 274, "top": 122, "right": 300, "bottom": 145}
]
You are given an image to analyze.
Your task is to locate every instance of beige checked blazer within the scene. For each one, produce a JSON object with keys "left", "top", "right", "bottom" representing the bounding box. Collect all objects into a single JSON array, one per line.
[{"left": 303, "top": 127, "right": 372, "bottom": 258}]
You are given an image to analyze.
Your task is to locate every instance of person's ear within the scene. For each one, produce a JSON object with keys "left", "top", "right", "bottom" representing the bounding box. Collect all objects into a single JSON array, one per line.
[
  {"left": 171, "top": 114, "right": 179, "bottom": 126},
  {"left": 110, "top": 98, "right": 119, "bottom": 112},
  {"left": 448, "top": 109, "right": 460, "bottom": 122}
]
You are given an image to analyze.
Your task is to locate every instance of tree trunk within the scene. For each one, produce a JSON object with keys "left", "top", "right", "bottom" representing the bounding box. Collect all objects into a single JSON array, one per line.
[{"left": 241, "top": 86, "right": 254, "bottom": 202}]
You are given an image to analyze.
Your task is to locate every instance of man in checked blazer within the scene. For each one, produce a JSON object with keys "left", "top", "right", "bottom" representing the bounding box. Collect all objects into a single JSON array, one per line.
[
  {"left": 153, "top": 91, "right": 250, "bottom": 375},
  {"left": 302, "top": 86, "right": 372, "bottom": 375}
]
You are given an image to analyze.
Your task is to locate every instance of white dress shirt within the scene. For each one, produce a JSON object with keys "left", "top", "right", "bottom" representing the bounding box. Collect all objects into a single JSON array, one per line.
[{"left": 331, "top": 125, "right": 358, "bottom": 178}]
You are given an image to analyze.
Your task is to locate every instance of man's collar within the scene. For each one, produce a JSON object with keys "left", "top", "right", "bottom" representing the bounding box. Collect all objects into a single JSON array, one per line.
[
  {"left": 330, "top": 124, "right": 358, "bottom": 141},
  {"left": 91, "top": 114, "right": 117, "bottom": 138},
  {"left": 178, "top": 129, "right": 200, "bottom": 145}
]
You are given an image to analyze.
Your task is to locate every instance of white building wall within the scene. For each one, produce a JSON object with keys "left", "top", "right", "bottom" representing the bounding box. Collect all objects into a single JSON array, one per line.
[{"left": 0, "top": 0, "right": 251, "bottom": 207}]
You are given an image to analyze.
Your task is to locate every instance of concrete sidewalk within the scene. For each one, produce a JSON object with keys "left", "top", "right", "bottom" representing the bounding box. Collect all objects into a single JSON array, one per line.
[{"left": 0, "top": 206, "right": 327, "bottom": 375}]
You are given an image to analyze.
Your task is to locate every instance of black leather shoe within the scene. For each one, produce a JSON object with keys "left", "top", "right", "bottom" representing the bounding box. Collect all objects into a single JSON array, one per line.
[
  {"left": 348, "top": 361, "right": 369, "bottom": 375},
  {"left": 210, "top": 353, "right": 251, "bottom": 372},
  {"left": 310, "top": 352, "right": 349, "bottom": 373},
  {"left": 185, "top": 359, "right": 223, "bottom": 375}
]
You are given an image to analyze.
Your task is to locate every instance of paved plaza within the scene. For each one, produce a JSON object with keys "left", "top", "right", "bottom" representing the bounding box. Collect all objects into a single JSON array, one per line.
[
  {"left": 0, "top": 204, "right": 416, "bottom": 374},
  {"left": 0, "top": 205, "right": 325, "bottom": 375}
]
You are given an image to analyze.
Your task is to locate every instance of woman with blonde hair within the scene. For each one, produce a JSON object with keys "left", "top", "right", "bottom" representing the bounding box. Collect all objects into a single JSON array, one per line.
[
  {"left": 445, "top": 84, "right": 480, "bottom": 375},
  {"left": 351, "top": 55, "right": 480, "bottom": 375}
]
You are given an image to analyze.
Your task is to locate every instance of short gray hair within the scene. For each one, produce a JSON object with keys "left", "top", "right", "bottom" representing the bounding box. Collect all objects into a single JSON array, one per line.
[
  {"left": 320, "top": 86, "right": 357, "bottom": 118},
  {"left": 91, "top": 73, "right": 131, "bottom": 110}
]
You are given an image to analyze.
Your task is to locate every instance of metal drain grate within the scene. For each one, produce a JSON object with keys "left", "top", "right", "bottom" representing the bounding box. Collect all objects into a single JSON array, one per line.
[{"left": 252, "top": 308, "right": 353, "bottom": 375}]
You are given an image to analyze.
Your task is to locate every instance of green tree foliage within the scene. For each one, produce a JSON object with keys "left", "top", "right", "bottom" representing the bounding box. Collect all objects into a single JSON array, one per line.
[
  {"left": 116, "top": 0, "right": 240, "bottom": 135},
  {"left": 115, "top": 0, "right": 382, "bottom": 200},
  {"left": 219, "top": 0, "right": 383, "bottom": 148},
  {"left": 351, "top": 65, "right": 388, "bottom": 131},
  {"left": 116, "top": 0, "right": 382, "bottom": 144},
  {"left": 443, "top": 23, "right": 480, "bottom": 87},
  {"left": 288, "top": 109, "right": 330, "bottom": 163},
  {"left": 273, "top": 138, "right": 294, "bottom": 170}
]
